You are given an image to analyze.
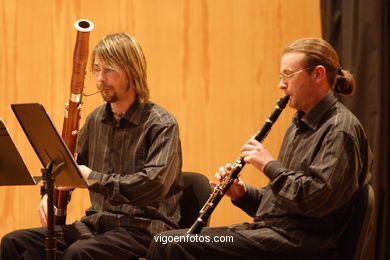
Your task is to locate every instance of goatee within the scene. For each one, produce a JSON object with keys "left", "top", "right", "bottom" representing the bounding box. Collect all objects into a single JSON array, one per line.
[
  {"left": 97, "top": 83, "right": 118, "bottom": 103},
  {"left": 101, "top": 92, "right": 119, "bottom": 103}
]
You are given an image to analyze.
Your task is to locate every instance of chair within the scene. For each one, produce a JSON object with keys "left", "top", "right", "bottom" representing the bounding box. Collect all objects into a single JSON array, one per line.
[
  {"left": 341, "top": 184, "right": 375, "bottom": 260},
  {"left": 179, "top": 171, "right": 213, "bottom": 228},
  {"left": 138, "top": 172, "right": 212, "bottom": 260}
]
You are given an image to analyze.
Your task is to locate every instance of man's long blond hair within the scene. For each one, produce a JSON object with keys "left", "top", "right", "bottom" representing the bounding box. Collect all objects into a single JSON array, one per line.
[{"left": 92, "top": 33, "right": 150, "bottom": 103}]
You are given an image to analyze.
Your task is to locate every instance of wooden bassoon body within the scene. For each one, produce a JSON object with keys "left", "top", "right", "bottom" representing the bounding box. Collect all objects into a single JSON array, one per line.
[{"left": 54, "top": 19, "right": 94, "bottom": 225}]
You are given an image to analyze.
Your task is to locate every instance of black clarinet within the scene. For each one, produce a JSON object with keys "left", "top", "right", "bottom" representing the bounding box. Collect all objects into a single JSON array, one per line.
[{"left": 187, "top": 96, "right": 289, "bottom": 234}]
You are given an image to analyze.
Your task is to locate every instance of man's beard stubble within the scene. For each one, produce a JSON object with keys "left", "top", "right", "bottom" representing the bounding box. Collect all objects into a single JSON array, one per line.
[
  {"left": 101, "top": 91, "right": 119, "bottom": 103},
  {"left": 98, "top": 82, "right": 131, "bottom": 103},
  {"left": 98, "top": 83, "right": 118, "bottom": 103}
]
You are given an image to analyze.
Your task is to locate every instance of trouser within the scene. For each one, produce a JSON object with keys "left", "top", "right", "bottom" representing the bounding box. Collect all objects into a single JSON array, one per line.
[
  {"left": 1, "top": 224, "right": 152, "bottom": 260},
  {"left": 146, "top": 227, "right": 342, "bottom": 260},
  {"left": 146, "top": 226, "right": 289, "bottom": 260}
]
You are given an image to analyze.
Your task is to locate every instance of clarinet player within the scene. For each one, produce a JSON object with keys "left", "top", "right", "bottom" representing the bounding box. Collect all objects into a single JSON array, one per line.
[
  {"left": 1, "top": 33, "right": 183, "bottom": 259},
  {"left": 146, "top": 38, "right": 373, "bottom": 260}
]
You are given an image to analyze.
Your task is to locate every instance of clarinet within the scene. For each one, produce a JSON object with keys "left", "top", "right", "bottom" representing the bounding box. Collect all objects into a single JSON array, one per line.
[
  {"left": 53, "top": 19, "right": 94, "bottom": 225},
  {"left": 187, "top": 96, "right": 289, "bottom": 234}
]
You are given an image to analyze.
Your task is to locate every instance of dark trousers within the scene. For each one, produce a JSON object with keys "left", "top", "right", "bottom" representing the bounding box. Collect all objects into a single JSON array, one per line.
[
  {"left": 146, "top": 226, "right": 288, "bottom": 260},
  {"left": 1, "top": 224, "right": 152, "bottom": 260}
]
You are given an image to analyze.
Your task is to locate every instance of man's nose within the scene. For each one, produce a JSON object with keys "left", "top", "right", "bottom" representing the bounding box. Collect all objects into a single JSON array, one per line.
[
  {"left": 278, "top": 79, "right": 287, "bottom": 90},
  {"left": 95, "top": 71, "right": 105, "bottom": 83}
]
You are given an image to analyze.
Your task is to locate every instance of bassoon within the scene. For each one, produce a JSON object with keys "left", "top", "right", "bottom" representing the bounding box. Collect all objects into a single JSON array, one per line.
[
  {"left": 187, "top": 96, "right": 289, "bottom": 234},
  {"left": 53, "top": 19, "right": 94, "bottom": 225}
]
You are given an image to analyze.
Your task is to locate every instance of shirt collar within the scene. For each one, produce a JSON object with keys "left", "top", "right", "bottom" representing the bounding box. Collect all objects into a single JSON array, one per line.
[
  {"left": 102, "top": 101, "right": 145, "bottom": 126},
  {"left": 293, "top": 91, "right": 337, "bottom": 131}
]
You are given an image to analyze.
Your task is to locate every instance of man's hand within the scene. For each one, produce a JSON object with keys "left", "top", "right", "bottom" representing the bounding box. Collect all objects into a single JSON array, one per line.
[
  {"left": 38, "top": 187, "right": 72, "bottom": 227},
  {"left": 240, "top": 138, "right": 274, "bottom": 172},
  {"left": 38, "top": 194, "right": 48, "bottom": 227},
  {"left": 209, "top": 163, "right": 246, "bottom": 201},
  {"left": 78, "top": 165, "right": 92, "bottom": 179}
]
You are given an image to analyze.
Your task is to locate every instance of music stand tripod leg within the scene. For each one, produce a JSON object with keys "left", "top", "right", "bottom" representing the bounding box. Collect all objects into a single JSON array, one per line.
[{"left": 41, "top": 161, "right": 57, "bottom": 260}]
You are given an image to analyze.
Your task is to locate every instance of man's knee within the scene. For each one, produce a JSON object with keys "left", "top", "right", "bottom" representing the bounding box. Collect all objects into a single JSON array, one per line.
[
  {"left": 148, "top": 232, "right": 185, "bottom": 260},
  {"left": 1, "top": 230, "right": 31, "bottom": 259},
  {"left": 1, "top": 232, "right": 12, "bottom": 254},
  {"left": 1, "top": 230, "right": 23, "bottom": 248},
  {"left": 60, "top": 240, "right": 93, "bottom": 260},
  {"left": 1, "top": 232, "right": 12, "bottom": 245}
]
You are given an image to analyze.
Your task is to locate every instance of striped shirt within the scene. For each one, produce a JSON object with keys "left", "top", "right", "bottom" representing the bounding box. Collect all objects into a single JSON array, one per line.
[
  {"left": 232, "top": 92, "right": 372, "bottom": 258},
  {"left": 76, "top": 101, "right": 183, "bottom": 235}
]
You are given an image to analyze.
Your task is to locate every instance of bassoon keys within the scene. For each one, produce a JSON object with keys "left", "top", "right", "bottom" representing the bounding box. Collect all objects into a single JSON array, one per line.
[{"left": 53, "top": 19, "right": 94, "bottom": 225}]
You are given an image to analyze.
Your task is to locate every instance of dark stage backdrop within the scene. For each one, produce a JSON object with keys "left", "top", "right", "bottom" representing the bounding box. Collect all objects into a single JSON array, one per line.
[{"left": 321, "top": 0, "right": 389, "bottom": 259}]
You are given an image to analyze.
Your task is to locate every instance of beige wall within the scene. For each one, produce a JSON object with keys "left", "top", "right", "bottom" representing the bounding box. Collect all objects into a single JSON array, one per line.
[{"left": 0, "top": 0, "right": 321, "bottom": 237}]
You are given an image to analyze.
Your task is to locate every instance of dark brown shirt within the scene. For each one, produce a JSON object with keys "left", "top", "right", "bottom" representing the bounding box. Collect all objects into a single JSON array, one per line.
[
  {"left": 232, "top": 92, "right": 372, "bottom": 258},
  {"left": 76, "top": 101, "right": 182, "bottom": 235}
]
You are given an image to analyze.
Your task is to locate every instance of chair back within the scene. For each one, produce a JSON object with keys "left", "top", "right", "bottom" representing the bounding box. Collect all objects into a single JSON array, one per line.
[
  {"left": 341, "top": 184, "right": 375, "bottom": 260},
  {"left": 178, "top": 171, "right": 212, "bottom": 228}
]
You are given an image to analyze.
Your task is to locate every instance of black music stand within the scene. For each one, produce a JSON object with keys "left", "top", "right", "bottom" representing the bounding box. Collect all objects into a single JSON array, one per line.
[
  {"left": 11, "top": 103, "right": 90, "bottom": 260},
  {"left": 0, "top": 118, "right": 41, "bottom": 185}
]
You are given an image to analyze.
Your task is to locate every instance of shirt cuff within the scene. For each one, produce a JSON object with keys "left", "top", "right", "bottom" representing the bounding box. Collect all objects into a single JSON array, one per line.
[
  {"left": 88, "top": 170, "right": 102, "bottom": 180},
  {"left": 263, "top": 160, "right": 287, "bottom": 180},
  {"left": 231, "top": 183, "right": 260, "bottom": 209},
  {"left": 87, "top": 170, "right": 105, "bottom": 193}
]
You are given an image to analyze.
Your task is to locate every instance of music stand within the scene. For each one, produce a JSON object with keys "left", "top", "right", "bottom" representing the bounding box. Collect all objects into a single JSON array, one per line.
[
  {"left": 11, "top": 103, "right": 91, "bottom": 260},
  {"left": 0, "top": 118, "right": 41, "bottom": 185}
]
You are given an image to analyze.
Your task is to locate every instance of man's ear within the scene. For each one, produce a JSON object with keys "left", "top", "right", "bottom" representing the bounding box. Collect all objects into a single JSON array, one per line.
[{"left": 313, "top": 65, "right": 327, "bottom": 83}]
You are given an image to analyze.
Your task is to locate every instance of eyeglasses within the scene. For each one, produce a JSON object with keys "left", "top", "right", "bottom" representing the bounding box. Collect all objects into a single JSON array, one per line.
[
  {"left": 92, "top": 66, "right": 117, "bottom": 77},
  {"left": 279, "top": 66, "right": 316, "bottom": 81}
]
